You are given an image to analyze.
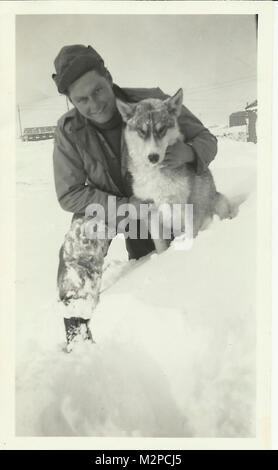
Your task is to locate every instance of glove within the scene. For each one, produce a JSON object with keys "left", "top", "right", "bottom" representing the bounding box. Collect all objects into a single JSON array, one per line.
[{"left": 162, "top": 140, "right": 195, "bottom": 170}]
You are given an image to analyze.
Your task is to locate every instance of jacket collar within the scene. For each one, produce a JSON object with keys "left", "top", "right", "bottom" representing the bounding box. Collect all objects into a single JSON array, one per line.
[
  {"left": 70, "top": 88, "right": 129, "bottom": 181},
  {"left": 70, "top": 85, "right": 162, "bottom": 183}
]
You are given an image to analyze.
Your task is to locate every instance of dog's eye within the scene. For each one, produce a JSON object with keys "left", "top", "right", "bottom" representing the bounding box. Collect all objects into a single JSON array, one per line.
[
  {"left": 157, "top": 126, "right": 166, "bottom": 137},
  {"left": 137, "top": 128, "right": 147, "bottom": 138}
]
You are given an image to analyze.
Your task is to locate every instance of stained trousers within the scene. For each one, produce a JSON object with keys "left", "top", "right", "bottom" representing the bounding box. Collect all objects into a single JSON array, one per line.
[{"left": 57, "top": 214, "right": 155, "bottom": 319}]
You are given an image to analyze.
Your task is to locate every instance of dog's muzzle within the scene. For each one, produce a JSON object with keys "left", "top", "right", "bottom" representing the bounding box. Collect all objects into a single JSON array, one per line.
[{"left": 148, "top": 153, "right": 160, "bottom": 164}]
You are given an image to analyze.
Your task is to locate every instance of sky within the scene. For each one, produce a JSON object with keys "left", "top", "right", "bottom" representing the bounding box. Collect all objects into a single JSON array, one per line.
[{"left": 16, "top": 14, "right": 257, "bottom": 126}]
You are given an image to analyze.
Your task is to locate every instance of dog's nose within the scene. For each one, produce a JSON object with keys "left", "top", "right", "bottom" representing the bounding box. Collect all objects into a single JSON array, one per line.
[{"left": 148, "top": 153, "right": 159, "bottom": 164}]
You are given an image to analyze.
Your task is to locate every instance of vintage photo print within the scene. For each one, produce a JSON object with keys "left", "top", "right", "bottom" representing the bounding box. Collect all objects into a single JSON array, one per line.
[{"left": 0, "top": 1, "right": 273, "bottom": 450}]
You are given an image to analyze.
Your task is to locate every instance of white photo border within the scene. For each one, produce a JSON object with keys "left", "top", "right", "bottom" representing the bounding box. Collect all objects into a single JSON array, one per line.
[{"left": 0, "top": 0, "right": 273, "bottom": 450}]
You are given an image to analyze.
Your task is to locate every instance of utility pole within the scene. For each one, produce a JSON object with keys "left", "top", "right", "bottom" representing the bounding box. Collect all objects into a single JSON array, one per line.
[{"left": 17, "top": 104, "right": 23, "bottom": 139}]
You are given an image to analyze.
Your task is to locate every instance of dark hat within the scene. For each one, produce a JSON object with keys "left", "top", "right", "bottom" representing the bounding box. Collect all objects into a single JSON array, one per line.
[{"left": 52, "top": 45, "right": 109, "bottom": 94}]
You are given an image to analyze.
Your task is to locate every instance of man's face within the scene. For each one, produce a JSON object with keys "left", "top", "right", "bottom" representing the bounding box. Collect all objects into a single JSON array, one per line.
[{"left": 68, "top": 70, "right": 116, "bottom": 124}]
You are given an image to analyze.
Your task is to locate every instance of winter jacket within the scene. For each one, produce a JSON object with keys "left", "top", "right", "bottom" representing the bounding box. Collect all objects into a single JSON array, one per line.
[{"left": 53, "top": 85, "right": 218, "bottom": 216}]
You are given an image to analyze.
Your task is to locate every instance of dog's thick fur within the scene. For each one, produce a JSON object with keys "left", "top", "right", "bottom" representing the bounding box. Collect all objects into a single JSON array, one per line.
[{"left": 117, "top": 89, "right": 233, "bottom": 253}]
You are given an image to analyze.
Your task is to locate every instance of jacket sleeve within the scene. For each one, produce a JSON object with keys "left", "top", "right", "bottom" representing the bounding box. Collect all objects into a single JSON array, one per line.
[
  {"left": 53, "top": 123, "right": 128, "bottom": 217},
  {"left": 156, "top": 88, "right": 218, "bottom": 175}
]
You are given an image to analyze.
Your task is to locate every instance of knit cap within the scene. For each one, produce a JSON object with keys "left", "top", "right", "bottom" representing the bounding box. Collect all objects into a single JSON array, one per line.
[{"left": 52, "top": 45, "right": 109, "bottom": 94}]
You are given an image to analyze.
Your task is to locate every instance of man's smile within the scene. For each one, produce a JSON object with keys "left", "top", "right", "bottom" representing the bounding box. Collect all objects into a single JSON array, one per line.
[{"left": 90, "top": 104, "right": 107, "bottom": 117}]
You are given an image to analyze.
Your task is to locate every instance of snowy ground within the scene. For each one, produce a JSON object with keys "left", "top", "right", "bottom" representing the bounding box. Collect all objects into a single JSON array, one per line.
[{"left": 16, "top": 137, "right": 257, "bottom": 437}]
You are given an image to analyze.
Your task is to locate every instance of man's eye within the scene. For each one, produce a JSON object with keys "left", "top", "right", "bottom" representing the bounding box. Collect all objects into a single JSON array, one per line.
[
  {"left": 95, "top": 87, "right": 102, "bottom": 94},
  {"left": 78, "top": 98, "right": 87, "bottom": 103}
]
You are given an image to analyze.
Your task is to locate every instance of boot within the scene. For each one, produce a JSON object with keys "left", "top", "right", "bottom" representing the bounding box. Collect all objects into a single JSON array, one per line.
[{"left": 64, "top": 317, "right": 94, "bottom": 352}]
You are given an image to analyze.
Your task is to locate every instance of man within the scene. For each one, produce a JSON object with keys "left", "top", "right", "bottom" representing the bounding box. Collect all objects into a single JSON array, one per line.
[{"left": 52, "top": 44, "right": 218, "bottom": 349}]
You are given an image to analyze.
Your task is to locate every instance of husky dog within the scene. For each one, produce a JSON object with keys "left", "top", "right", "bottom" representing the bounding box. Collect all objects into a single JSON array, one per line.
[{"left": 116, "top": 89, "right": 233, "bottom": 253}]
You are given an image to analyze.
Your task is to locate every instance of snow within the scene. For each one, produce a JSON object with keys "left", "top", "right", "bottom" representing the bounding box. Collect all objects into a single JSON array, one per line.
[
  {"left": 16, "top": 135, "right": 257, "bottom": 437},
  {"left": 209, "top": 124, "right": 248, "bottom": 142},
  {"left": 17, "top": 96, "right": 70, "bottom": 130}
]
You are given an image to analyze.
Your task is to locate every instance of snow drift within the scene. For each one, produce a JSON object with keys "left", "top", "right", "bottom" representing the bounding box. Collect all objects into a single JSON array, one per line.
[{"left": 16, "top": 137, "right": 257, "bottom": 437}]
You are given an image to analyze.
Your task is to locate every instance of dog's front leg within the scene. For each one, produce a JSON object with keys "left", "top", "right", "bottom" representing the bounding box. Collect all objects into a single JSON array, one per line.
[
  {"left": 153, "top": 237, "right": 170, "bottom": 254},
  {"left": 148, "top": 208, "right": 170, "bottom": 254}
]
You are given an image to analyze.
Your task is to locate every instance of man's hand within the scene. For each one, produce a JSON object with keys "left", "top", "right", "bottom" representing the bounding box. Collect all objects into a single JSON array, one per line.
[{"left": 162, "top": 140, "right": 195, "bottom": 170}]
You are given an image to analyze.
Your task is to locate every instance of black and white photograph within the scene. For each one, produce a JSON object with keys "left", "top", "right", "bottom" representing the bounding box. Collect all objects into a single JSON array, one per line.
[{"left": 0, "top": 0, "right": 274, "bottom": 449}]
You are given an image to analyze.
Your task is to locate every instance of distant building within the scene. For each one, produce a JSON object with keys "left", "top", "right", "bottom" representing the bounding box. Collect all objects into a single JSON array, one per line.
[
  {"left": 245, "top": 100, "right": 257, "bottom": 112},
  {"left": 229, "top": 111, "right": 247, "bottom": 128},
  {"left": 22, "top": 126, "right": 57, "bottom": 142},
  {"left": 245, "top": 100, "right": 257, "bottom": 144},
  {"left": 228, "top": 99, "right": 257, "bottom": 144}
]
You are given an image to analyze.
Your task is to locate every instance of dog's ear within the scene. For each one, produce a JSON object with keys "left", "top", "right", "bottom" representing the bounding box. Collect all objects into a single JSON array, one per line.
[
  {"left": 166, "top": 88, "right": 183, "bottom": 117},
  {"left": 116, "top": 99, "right": 136, "bottom": 122}
]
